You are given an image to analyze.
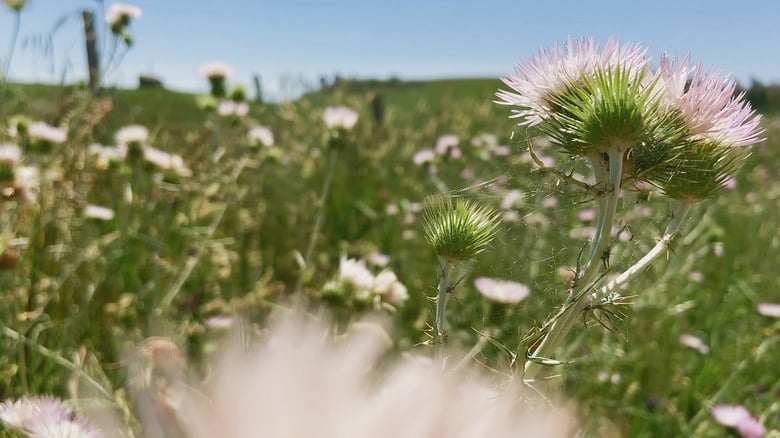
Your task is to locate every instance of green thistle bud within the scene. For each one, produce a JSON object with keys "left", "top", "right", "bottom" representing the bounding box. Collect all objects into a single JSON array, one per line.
[
  {"left": 422, "top": 197, "right": 500, "bottom": 262},
  {"left": 230, "top": 84, "right": 248, "bottom": 102}
]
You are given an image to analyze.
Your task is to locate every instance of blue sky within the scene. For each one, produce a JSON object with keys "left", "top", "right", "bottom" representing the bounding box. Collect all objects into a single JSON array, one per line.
[{"left": 2, "top": 0, "right": 779, "bottom": 100}]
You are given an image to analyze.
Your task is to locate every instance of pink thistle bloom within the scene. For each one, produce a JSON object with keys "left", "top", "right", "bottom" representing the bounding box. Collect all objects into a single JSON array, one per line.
[
  {"left": 657, "top": 54, "right": 764, "bottom": 148},
  {"left": 217, "top": 100, "right": 249, "bottom": 117},
  {"left": 434, "top": 134, "right": 460, "bottom": 155},
  {"left": 500, "top": 189, "right": 524, "bottom": 210},
  {"left": 0, "top": 395, "right": 72, "bottom": 431},
  {"left": 757, "top": 303, "right": 780, "bottom": 318},
  {"left": 28, "top": 122, "right": 67, "bottom": 144},
  {"left": 322, "top": 106, "right": 359, "bottom": 130},
  {"left": 712, "top": 404, "right": 765, "bottom": 438},
  {"left": 198, "top": 61, "right": 233, "bottom": 79},
  {"left": 474, "top": 277, "right": 529, "bottom": 304},
  {"left": 106, "top": 3, "right": 141, "bottom": 26},
  {"left": 496, "top": 36, "right": 649, "bottom": 127}
]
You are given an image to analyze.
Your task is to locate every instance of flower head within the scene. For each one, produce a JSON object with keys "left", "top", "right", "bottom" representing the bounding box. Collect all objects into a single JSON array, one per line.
[
  {"left": 28, "top": 121, "right": 67, "bottom": 145},
  {"left": 757, "top": 302, "right": 780, "bottom": 318},
  {"left": 198, "top": 62, "right": 233, "bottom": 80},
  {"left": 496, "top": 36, "right": 650, "bottom": 129},
  {"left": 322, "top": 106, "right": 359, "bottom": 130},
  {"left": 115, "top": 124, "right": 149, "bottom": 146},
  {"left": 106, "top": 3, "right": 141, "bottom": 34},
  {"left": 0, "top": 395, "right": 72, "bottom": 431},
  {"left": 712, "top": 404, "right": 766, "bottom": 438},
  {"left": 2, "top": 0, "right": 24, "bottom": 10},
  {"left": 217, "top": 100, "right": 249, "bottom": 117},
  {"left": 422, "top": 197, "right": 501, "bottom": 262},
  {"left": 248, "top": 125, "right": 274, "bottom": 147},
  {"left": 474, "top": 277, "right": 529, "bottom": 304}
]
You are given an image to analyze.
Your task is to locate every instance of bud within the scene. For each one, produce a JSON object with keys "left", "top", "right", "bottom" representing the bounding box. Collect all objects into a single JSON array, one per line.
[{"left": 422, "top": 197, "right": 500, "bottom": 262}]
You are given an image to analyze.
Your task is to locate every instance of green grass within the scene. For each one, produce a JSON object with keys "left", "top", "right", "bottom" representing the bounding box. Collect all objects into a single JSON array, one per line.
[{"left": 0, "top": 77, "right": 778, "bottom": 436}]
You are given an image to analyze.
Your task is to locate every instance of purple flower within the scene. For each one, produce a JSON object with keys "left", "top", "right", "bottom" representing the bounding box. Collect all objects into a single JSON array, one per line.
[
  {"left": 679, "top": 333, "right": 709, "bottom": 354},
  {"left": 0, "top": 395, "right": 72, "bottom": 431}
]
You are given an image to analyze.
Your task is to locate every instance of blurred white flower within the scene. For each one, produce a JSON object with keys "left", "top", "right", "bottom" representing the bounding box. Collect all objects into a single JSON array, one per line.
[
  {"left": 366, "top": 252, "right": 390, "bottom": 267},
  {"left": 28, "top": 121, "right": 66, "bottom": 144},
  {"left": 205, "top": 315, "right": 235, "bottom": 330},
  {"left": 217, "top": 100, "right": 249, "bottom": 117},
  {"left": 434, "top": 134, "right": 459, "bottom": 155},
  {"left": 115, "top": 125, "right": 149, "bottom": 146},
  {"left": 248, "top": 126, "right": 274, "bottom": 147},
  {"left": 757, "top": 302, "right": 780, "bottom": 318},
  {"left": 198, "top": 62, "right": 233, "bottom": 79},
  {"left": 143, "top": 146, "right": 191, "bottom": 176},
  {"left": 83, "top": 204, "right": 115, "bottom": 221},
  {"left": 412, "top": 149, "right": 436, "bottom": 165},
  {"left": 371, "top": 270, "right": 408, "bottom": 305},
  {"left": 87, "top": 144, "right": 127, "bottom": 169},
  {"left": 0, "top": 143, "right": 22, "bottom": 163},
  {"left": 679, "top": 333, "right": 709, "bottom": 354},
  {"left": 338, "top": 257, "right": 375, "bottom": 298},
  {"left": 147, "top": 313, "right": 573, "bottom": 438},
  {"left": 322, "top": 106, "right": 359, "bottom": 130},
  {"left": 106, "top": 3, "right": 142, "bottom": 26},
  {"left": 474, "top": 277, "right": 530, "bottom": 304}
]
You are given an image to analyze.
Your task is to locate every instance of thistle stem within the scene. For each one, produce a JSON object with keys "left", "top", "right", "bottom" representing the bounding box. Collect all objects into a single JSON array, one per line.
[
  {"left": 524, "top": 145, "right": 624, "bottom": 380},
  {"left": 294, "top": 147, "right": 339, "bottom": 300},
  {"left": 593, "top": 199, "right": 692, "bottom": 300},
  {"left": 0, "top": 10, "right": 22, "bottom": 109},
  {"left": 435, "top": 256, "right": 453, "bottom": 338}
]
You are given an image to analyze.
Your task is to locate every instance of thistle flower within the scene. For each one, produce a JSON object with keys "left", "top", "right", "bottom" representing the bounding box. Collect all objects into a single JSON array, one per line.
[
  {"left": 422, "top": 197, "right": 500, "bottom": 262},
  {"left": 115, "top": 124, "right": 148, "bottom": 147},
  {"left": 757, "top": 303, "right": 780, "bottom": 318},
  {"left": 711, "top": 404, "right": 766, "bottom": 438},
  {"left": 641, "top": 55, "right": 764, "bottom": 199},
  {"left": 679, "top": 333, "right": 709, "bottom": 354},
  {"left": 217, "top": 100, "right": 249, "bottom": 117},
  {"left": 0, "top": 395, "right": 72, "bottom": 431},
  {"left": 322, "top": 106, "right": 359, "bottom": 130},
  {"left": 83, "top": 204, "right": 115, "bottom": 221},
  {"left": 140, "top": 313, "right": 573, "bottom": 438},
  {"left": 248, "top": 125, "right": 274, "bottom": 147},
  {"left": 0, "top": 143, "right": 22, "bottom": 163},
  {"left": 198, "top": 62, "right": 233, "bottom": 79},
  {"left": 28, "top": 121, "right": 67, "bottom": 145},
  {"left": 106, "top": 3, "right": 141, "bottom": 35},
  {"left": 142, "top": 146, "right": 191, "bottom": 176},
  {"left": 474, "top": 277, "right": 530, "bottom": 304},
  {"left": 2, "top": 0, "right": 25, "bottom": 11},
  {"left": 496, "top": 36, "right": 651, "bottom": 148}
]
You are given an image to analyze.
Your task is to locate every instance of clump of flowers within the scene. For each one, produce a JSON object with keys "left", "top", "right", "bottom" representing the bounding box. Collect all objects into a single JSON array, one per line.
[
  {"left": 322, "top": 256, "right": 408, "bottom": 310},
  {"left": 495, "top": 36, "right": 764, "bottom": 381}
]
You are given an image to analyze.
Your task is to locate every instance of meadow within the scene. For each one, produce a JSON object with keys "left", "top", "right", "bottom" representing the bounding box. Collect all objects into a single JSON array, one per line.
[{"left": 1, "top": 17, "right": 780, "bottom": 438}]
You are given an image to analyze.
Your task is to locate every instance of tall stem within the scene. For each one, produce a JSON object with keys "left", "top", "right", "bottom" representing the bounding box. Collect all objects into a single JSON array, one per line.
[
  {"left": 435, "top": 256, "right": 453, "bottom": 366},
  {"left": 0, "top": 11, "right": 22, "bottom": 109},
  {"left": 524, "top": 145, "right": 624, "bottom": 380},
  {"left": 594, "top": 200, "right": 692, "bottom": 300},
  {"left": 293, "top": 147, "right": 339, "bottom": 299}
]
